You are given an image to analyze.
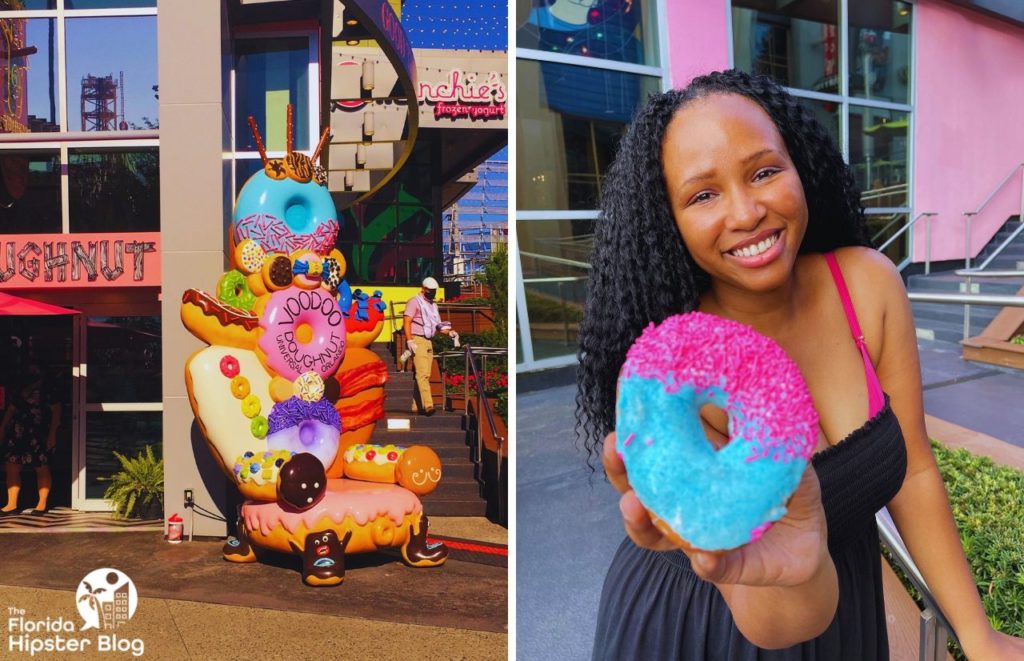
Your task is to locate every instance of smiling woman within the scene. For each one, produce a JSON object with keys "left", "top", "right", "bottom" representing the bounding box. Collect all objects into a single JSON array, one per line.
[{"left": 577, "top": 70, "right": 1024, "bottom": 659}]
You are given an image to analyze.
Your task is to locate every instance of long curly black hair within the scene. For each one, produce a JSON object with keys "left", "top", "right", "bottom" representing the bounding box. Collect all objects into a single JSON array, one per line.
[{"left": 575, "top": 69, "right": 871, "bottom": 467}]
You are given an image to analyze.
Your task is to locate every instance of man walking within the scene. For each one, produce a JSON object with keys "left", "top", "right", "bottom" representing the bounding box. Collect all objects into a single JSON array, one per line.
[{"left": 403, "top": 277, "right": 453, "bottom": 415}]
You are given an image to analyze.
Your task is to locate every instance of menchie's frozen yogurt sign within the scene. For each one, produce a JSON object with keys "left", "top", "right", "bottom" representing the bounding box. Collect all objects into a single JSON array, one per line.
[
  {"left": 418, "top": 69, "right": 507, "bottom": 121},
  {"left": 0, "top": 232, "right": 160, "bottom": 288}
]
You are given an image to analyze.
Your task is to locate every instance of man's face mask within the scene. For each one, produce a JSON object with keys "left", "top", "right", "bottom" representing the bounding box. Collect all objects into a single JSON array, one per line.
[{"left": 424, "top": 289, "right": 437, "bottom": 301}]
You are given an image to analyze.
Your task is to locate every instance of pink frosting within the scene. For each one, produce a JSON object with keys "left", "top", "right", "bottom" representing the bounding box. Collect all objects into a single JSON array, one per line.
[
  {"left": 243, "top": 478, "right": 422, "bottom": 536},
  {"left": 620, "top": 312, "right": 818, "bottom": 463}
]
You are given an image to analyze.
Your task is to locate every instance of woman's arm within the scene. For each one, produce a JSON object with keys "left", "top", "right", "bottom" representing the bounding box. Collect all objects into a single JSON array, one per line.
[{"left": 855, "top": 249, "right": 1024, "bottom": 659}]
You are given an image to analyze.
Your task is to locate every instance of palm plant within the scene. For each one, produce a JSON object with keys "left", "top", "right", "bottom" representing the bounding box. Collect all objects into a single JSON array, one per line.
[
  {"left": 77, "top": 581, "right": 106, "bottom": 616},
  {"left": 98, "top": 445, "right": 164, "bottom": 519}
]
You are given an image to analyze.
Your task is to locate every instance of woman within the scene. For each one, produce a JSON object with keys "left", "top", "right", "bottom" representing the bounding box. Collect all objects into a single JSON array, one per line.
[
  {"left": 577, "top": 70, "right": 1024, "bottom": 659},
  {"left": 1, "top": 362, "right": 60, "bottom": 516}
]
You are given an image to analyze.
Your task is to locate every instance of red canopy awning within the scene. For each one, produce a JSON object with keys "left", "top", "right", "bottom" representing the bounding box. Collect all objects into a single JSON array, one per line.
[{"left": 0, "top": 292, "right": 80, "bottom": 315}]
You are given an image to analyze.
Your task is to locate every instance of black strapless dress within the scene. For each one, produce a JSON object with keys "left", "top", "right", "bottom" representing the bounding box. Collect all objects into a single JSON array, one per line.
[{"left": 592, "top": 400, "right": 908, "bottom": 660}]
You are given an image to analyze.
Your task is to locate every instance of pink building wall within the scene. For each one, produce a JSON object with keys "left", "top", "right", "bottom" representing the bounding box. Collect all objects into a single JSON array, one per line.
[
  {"left": 665, "top": 0, "right": 730, "bottom": 88},
  {"left": 663, "top": 0, "right": 1024, "bottom": 264},
  {"left": 912, "top": 0, "right": 1024, "bottom": 263}
]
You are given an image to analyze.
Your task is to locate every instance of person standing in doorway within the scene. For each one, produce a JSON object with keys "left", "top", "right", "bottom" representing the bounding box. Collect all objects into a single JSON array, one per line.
[
  {"left": 0, "top": 362, "right": 61, "bottom": 516},
  {"left": 403, "top": 277, "right": 454, "bottom": 416}
]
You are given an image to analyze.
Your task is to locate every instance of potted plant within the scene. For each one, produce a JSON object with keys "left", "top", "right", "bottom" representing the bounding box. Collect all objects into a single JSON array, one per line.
[{"left": 98, "top": 445, "right": 164, "bottom": 520}]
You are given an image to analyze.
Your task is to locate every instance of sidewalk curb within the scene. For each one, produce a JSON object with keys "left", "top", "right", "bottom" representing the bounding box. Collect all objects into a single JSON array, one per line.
[{"left": 926, "top": 414, "right": 1024, "bottom": 471}]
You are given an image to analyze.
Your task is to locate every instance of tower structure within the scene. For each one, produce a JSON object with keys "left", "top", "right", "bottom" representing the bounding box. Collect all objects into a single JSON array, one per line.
[{"left": 81, "top": 73, "right": 118, "bottom": 131}]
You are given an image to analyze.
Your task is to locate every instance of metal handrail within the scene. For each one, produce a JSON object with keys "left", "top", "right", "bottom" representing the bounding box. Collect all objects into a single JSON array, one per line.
[
  {"left": 870, "top": 212, "right": 909, "bottom": 244},
  {"left": 962, "top": 162, "right": 1024, "bottom": 268},
  {"left": 876, "top": 212, "right": 937, "bottom": 273},
  {"left": 907, "top": 292, "right": 1024, "bottom": 307},
  {"left": 972, "top": 221, "right": 1024, "bottom": 272},
  {"left": 463, "top": 345, "right": 506, "bottom": 520},
  {"left": 876, "top": 509, "right": 958, "bottom": 661}
]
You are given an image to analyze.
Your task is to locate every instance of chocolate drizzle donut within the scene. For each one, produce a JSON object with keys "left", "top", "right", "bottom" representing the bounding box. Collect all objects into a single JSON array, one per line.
[
  {"left": 266, "top": 255, "right": 294, "bottom": 290},
  {"left": 182, "top": 289, "right": 260, "bottom": 330}
]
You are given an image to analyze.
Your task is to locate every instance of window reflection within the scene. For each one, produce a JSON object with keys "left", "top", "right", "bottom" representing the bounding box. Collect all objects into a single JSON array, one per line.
[
  {"left": 516, "top": 0, "right": 659, "bottom": 66},
  {"left": 518, "top": 59, "right": 659, "bottom": 211},
  {"left": 0, "top": 150, "right": 61, "bottom": 234},
  {"left": 68, "top": 148, "right": 160, "bottom": 233},
  {"left": 849, "top": 106, "right": 907, "bottom": 208},
  {"left": 732, "top": 1, "right": 839, "bottom": 94},
  {"left": 849, "top": 1, "right": 912, "bottom": 104},
  {"left": 234, "top": 37, "right": 310, "bottom": 152},
  {"left": 519, "top": 218, "right": 592, "bottom": 360},
  {"left": 85, "top": 411, "right": 161, "bottom": 499},
  {"left": 0, "top": 18, "right": 60, "bottom": 134},
  {"left": 86, "top": 315, "right": 161, "bottom": 404},
  {"left": 66, "top": 16, "right": 158, "bottom": 131}
]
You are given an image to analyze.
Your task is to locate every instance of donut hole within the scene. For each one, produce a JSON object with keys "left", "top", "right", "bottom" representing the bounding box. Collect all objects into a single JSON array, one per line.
[
  {"left": 285, "top": 200, "right": 310, "bottom": 231},
  {"left": 698, "top": 403, "right": 731, "bottom": 451},
  {"left": 295, "top": 323, "right": 313, "bottom": 344},
  {"left": 298, "top": 421, "right": 318, "bottom": 447}
]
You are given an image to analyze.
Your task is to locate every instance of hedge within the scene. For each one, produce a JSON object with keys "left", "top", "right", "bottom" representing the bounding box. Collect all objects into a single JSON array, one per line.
[{"left": 885, "top": 441, "right": 1024, "bottom": 659}]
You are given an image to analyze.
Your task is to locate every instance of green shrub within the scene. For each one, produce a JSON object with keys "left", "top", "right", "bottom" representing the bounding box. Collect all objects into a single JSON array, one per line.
[
  {"left": 885, "top": 441, "right": 1024, "bottom": 659},
  {"left": 1010, "top": 334, "right": 1024, "bottom": 346},
  {"left": 525, "top": 289, "right": 584, "bottom": 323},
  {"left": 494, "top": 391, "right": 507, "bottom": 424},
  {"left": 98, "top": 445, "right": 164, "bottom": 519}
]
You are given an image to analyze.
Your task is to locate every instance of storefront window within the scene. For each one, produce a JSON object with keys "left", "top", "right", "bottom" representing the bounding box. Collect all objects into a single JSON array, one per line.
[
  {"left": 516, "top": 0, "right": 660, "bottom": 66},
  {"left": 0, "top": 150, "right": 61, "bottom": 234},
  {"left": 0, "top": 18, "right": 60, "bottom": 134},
  {"left": 849, "top": 1, "right": 912, "bottom": 105},
  {"left": 519, "top": 218, "right": 592, "bottom": 360},
  {"left": 68, "top": 148, "right": 159, "bottom": 232},
  {"left": 848, "top": 105, "right": 908, "bottom": 208},
  {"left": 65, "top": 16, "right": 158, "bottom": 131},
  {"left": 518, "top": 58, "right": 659, "bottom": 211},
  {"left": 868, "top": 211, "right": 908, "bottom": 264},
  {"left": 732, "top": 0, "right": 839, "bottom": 94},
  {"left": 85, "top": 316, "right": 161, "bottom": 404},
  {"left": 84, "top": 410, "right": 161, "bottom": 499},
  {"left": 234, "top": 36, "right": 311, "bottom": 153}
]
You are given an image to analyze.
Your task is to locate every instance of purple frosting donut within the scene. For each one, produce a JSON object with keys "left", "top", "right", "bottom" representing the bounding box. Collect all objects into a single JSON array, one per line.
[{"left": 266, "top": 397, "right": 341, "bottom": 469}]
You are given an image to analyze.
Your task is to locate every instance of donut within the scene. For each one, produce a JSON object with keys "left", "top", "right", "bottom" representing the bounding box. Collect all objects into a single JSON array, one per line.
[
  {"left": 321, "top": 257, "right": 342, "bottom": 293},
  {"left": 232, "top": 170, "right": 339, "bottom": 255},
  {"left": 241, "top": 393, "right": 262, "bottom": 418},
  {"left": 341, "top": 444, "right": 442, "bottom": 496},
  {"left": 615, "top": 312, "right": 818, "bottom": 552},
  {"left": 294, "top": 371, "right": 325, "bottom": 402},
  {"left": 266, "top": 396, "right": 341, "bottom": 469},
  {"left": 230, "top": 375, "right": 251, "bottom": 400},
  {"left": 234, "top": 449, "right": 294, "bottom": 487},
  {"left": 181, "top": 289, "right": 259, "bottom": 349},
  {"left": 290, "top": 249, "right": 323, "bottom": 290},
  {"left": 262, "top": 254, "right": 294, "bottom": 291},
  {"left": 251, "top": 415, "right": 269, "bottom": 439},
  {"left": 220, "top": 355, "right": 240, "bottom": 378},
  {"left": 257, "top": 286, "right": 346, "bottom": 380},
  {"left": 218, "top": 270, "right": 258, "bottom": 312},
  {"left": 234, "top": 239, "right": 267, "bottom": 275}
]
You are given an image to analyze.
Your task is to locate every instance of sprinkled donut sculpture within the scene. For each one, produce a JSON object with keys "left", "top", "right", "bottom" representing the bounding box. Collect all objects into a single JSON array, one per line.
[
  {"left": 182, "top": 106, "right": 447, "bottom": 587},
  {"left": 616, "top": 312, "right": 819, "bottom": 551}
]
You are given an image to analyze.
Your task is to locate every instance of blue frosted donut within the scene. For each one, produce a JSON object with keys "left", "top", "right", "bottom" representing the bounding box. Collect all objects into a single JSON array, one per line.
[
  {"left": 616, "top": 312, "right": 819, "bottom": 551},
  {"left": 266, "top": 396, "right": 341, "bottom": 469},
  {"left": 233, "top": 171, "right": 339, "bottom": 255}
]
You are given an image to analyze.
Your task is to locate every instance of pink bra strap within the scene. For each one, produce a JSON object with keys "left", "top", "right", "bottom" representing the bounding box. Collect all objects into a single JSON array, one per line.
[{"left": 824, "top": 252, "right": 885, "bottom": 417}]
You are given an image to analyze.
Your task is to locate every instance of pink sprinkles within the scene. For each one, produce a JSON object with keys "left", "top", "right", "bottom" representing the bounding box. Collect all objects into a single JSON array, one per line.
[{"left": 619, "top": 312, "right": 818, "bottom": 463}]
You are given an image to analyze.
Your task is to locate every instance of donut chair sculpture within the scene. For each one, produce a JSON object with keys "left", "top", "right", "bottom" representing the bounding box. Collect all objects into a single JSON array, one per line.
[{"left": 181, "top": 108, "right": 447, "bottom": 586}]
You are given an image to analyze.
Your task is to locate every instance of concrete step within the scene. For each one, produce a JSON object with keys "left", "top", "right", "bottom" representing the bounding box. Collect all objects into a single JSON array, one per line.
[
  {"left": 379, "top": 415, "right": 464, "bottom": 432},
  {"left": 423, "top": 498, "right": 487, "bottom": 517},
  {"left": 910, "top": 302, "right": 998, "bottom": 327},
  {"left": 912, "top": 316, "right": 989, "bottom": 344},
  {"left": 375, "top": 428, "right": 467, "bottom": 444}
]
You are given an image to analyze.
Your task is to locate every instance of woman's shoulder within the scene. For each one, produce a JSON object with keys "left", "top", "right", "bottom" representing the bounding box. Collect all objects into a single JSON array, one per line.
[{"left": 830, "top": 246, "right": 905, "bottom": 297}]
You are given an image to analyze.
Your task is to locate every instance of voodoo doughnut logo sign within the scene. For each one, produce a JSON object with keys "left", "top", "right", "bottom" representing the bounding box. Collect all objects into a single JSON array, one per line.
[{"left": 180, "top": 106, "right": 448, "bottom": 587}]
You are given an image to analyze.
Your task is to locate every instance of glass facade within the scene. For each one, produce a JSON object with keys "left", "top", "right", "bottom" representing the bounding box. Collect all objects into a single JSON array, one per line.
[
  {"left": 516, "top": 2, "right": 665, "bottom": 369},
  {"left": 0, "top": 2, "right": 160, "bottom": 509}
]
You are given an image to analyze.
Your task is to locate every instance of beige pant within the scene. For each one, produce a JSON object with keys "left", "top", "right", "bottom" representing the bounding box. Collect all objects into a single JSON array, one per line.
[{"left": 411, "top": 336, "right": 434, "bottom": 412}]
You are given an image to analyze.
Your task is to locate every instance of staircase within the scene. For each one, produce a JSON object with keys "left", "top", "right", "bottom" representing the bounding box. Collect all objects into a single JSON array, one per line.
[
  {"left": 907, "top": 217, "right": 1024, "bottom": 345},
  {"left": 368, "top": 343, "right": 487, "bottom": 516}
]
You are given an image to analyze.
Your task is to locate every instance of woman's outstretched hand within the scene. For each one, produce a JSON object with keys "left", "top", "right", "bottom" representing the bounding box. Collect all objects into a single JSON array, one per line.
[{"left": 603, "top": 430, "right": 832, "bottom": 588}]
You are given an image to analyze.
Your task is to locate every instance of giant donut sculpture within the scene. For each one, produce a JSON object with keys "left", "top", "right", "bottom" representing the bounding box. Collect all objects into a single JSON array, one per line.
[
  {"left": 182, "top": 106, "right": 448, "bottom": 587},
  {"left": 616, "top": 312, "right": 819, "bottom": 551}
]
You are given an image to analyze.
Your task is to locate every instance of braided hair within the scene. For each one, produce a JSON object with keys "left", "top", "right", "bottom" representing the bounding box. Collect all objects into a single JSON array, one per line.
[{"left": 575, "top": 69, "right": 870, "bottom": 467}]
